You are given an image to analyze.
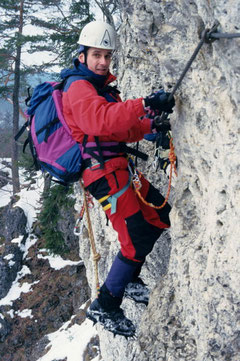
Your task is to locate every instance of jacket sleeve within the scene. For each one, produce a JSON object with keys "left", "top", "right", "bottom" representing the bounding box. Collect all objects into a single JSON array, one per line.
[{"left": 66, "top": 79, "right": 151, "bottom": 137}]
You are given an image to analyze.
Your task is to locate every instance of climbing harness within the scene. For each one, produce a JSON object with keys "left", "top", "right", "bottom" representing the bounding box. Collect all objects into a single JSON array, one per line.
[
  {"left": 98, "top": 174, "right": 132, "bottom": 215},
  {"left": 79, "top": 181, "right": 101, "bottom": 297}
]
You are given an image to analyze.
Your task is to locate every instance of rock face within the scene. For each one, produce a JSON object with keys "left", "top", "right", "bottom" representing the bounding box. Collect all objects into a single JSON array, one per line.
[
  {"left": 0, "top": 198, "right": 90, "bottom": 360},
  {"left": 0, "top": 205, "right": 28, "bottom": 299},
  {"left": 78, "top": 1, "right": 240, "bottom": 360}
]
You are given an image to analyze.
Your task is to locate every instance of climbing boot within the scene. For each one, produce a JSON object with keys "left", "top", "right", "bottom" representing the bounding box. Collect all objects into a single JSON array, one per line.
[
  {"left": 86, "top": 298, "right": 136, "bottom": 338},
  {"left": 124, "top": 277, "right": 150, "bottom": 306}
]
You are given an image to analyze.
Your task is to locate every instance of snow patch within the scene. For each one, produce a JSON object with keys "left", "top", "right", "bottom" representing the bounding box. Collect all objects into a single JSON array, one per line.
[
  {"left": 0, "top": 158, "right": 43, "bottom": 230},
  {"left": 14, "top": 174, "right": 44, "bottom": 231},
  {"left": 3, "top": 254, "right": 14, "bottom": 261},
  {"left": 22, "top": 234, "right": 38, "bottom": 259},
  {"left": 0, "top": 265, "right": 39, "bottom": 306},
  {"left": 16, "top": 309, "right": 33, "bottom": 319},
  {"left": 37, "top": 252, "right": 83, "bottom": 270},
  {"left": 8, "top": 260, "right": 16, "bottom": 267},
  {"left": 11, "top": 235, "right": 24, "bottom": 246},
  {"left": 37, "top": 308, "right": 99, "bottom": 361},
  {"left": 0, "top": 158, "right": 13, "bottom": 207},
  {"left": 3, "top": 254, "right": 16, "bottom": 268},
  {"left": 7, "top": 310, "right": 15, "bottom": 319}
]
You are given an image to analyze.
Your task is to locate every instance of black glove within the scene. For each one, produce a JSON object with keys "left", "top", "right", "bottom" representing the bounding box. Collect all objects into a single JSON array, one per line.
[
  {"left": 152, "top": 115, "right": 171, "bottom": 132},
  {"left": 144, "top": 90, "right": 175, "bottom": 114}
]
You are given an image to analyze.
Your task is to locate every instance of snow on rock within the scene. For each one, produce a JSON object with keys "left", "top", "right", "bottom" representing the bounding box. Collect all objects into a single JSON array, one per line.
[
  {"left": 3, "top": 254, "right": 14, "bottom": 261},
  {"left": 0, "top": 159, "right": 13, "bottom": 208},
  {"left": 37, "top": 251, "right": 84, "bottom": 270},
  {"left": 0, "top": 158, "right": 95, "bottom": 360},
  {"left": 36, "top": 302, "right": 101, "bottom": 361},
  {"left": 0, "top": 265, "right": 39, "bottom": 307},
  {"left": 16, "top": 308, "right": 33, "bottom": 319},
  {"left": 37, "top": 315, "right": 99, "bottom": 361},
  {"left": 14, "top": 176, "right": 44, "bottom": 231},
  {"left": 0, "top": 158, "right": 43, "bottom": 230}
]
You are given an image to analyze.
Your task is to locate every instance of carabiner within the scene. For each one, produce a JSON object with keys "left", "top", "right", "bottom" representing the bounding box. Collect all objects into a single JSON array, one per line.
[{"left": 74, "top": 218, "right": 84, "bottom": 236}]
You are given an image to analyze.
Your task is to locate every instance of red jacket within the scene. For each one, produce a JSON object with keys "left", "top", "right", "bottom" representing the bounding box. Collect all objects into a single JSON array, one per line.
[{"left": 62, "top": 66, "right": 151, "bottom": 186}]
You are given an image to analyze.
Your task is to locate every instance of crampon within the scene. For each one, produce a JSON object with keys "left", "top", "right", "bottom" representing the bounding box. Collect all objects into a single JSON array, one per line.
[
  {"left": 86, "top": 299, "right": 136, "bottom": 339},
  {"left": 124, "top": 277, "right": 150, "bottom": 306}
]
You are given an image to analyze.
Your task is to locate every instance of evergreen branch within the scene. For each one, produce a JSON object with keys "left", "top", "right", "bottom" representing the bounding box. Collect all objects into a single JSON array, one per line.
[
  {"left": 30, "top": 17, "right": 70, "bottom": 34},
  {"left": 54, "top": 2, "right": 73, "bottom": 28},
  {"left": 53, "top": 3, "right": 83, "bottom": 33},
  {"left": 0, "top": 173, "right": 12, "bottom": 185}
]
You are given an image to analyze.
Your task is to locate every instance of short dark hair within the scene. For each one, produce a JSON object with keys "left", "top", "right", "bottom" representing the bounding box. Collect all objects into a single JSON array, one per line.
[{"left": 78, "top": 45, "right": 89, "bottom": 54}]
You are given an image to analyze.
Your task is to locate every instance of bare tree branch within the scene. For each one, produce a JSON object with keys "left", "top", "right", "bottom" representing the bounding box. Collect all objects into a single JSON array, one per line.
[
  {"left": 92, "top": 0, "right": 117, "bottom": 26},
  {"left": 5, "top": 96, "right": 26, "bottom": 119}
]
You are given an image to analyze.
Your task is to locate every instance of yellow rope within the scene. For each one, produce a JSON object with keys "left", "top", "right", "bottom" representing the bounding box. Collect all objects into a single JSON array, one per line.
[{"left": 80, "top": 181, "right": 101, "bottom": 297}]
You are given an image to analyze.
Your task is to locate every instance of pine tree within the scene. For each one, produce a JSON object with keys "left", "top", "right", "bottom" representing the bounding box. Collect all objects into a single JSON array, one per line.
[
  {"left": 30, "top": 0, "right": 94, "bottom": 68},
  {"left": 0, "top": 0, "right": 93, "bottom": 194}
]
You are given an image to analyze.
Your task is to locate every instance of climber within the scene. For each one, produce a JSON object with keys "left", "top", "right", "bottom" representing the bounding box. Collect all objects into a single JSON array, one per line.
[{"left": 61, "top": 20, "right": 175, "bottom": 337}]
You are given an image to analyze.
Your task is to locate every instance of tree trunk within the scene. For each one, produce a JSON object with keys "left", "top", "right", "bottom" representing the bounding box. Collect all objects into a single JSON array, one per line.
[
  {"left": 11, "top": 0, "right": 24, "bottom": 195},
  {"left": 43, "top": 174, "right": 52, "bottom": 194}
]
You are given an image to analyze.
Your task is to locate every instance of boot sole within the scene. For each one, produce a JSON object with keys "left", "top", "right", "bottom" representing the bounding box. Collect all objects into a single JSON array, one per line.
[{"left": 86, "top": 310, "right": 136, "bottom": 338}]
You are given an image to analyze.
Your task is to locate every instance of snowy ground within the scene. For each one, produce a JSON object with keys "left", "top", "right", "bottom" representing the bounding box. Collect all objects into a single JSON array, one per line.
[
  {"left": 37, "top": 302, "right": 99, "bottom": 361},
  {"left": 0, "top": 158, "right": 100, "bottom": 361}
]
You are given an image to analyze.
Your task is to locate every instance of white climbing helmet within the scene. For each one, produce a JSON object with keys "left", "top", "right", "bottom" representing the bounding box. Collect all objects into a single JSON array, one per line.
[{"left": 78, "top": 21, "right": 116, "bottom": 50}]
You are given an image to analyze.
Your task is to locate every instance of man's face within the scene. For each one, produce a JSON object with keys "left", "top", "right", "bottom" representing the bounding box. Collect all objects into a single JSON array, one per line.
[{"left": 79, "top": 47, "right": 112, "bottom": 76}]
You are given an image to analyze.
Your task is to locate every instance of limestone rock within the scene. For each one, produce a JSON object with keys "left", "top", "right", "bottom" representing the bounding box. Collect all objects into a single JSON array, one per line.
[
  {"left": 78, "top": 1, "right": 240, "bottom": 360},
  {"left": 0, "top": 205, "right": 27, "bottom": 299}
]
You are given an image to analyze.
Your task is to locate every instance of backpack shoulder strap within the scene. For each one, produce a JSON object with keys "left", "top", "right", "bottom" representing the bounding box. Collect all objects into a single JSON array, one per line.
[
  {"left": 60, "top": 73, "right": 113, "bottom": 97},
  {"left": 60, "top": 74, "right": 95, "bottom": 92},
  {"left": 14, "top": 120, "right": 29, "bottom": 141}
]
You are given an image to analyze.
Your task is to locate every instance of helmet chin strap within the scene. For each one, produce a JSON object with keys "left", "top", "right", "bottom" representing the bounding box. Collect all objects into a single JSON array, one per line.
[
  {"left": 83, "top": 46, "right": 89, "bottom": 66},
  {"left": 78, "top": 45, "right": 89, "bottom": 66},
  {"left": 83, "top": 48, "right": 88, "bottom": 66}
]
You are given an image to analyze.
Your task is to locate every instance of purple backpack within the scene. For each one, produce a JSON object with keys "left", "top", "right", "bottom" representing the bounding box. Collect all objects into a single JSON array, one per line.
[{"left": 15, "top": 80, "right": 84, "bottom": 184}]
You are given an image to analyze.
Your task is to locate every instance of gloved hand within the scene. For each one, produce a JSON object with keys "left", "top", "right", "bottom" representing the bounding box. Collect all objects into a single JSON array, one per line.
[
  {"left": 152, "top": 115, "right": 171, "bottom": 132},
  {"left": 144, "top": 105, "right": 171, "bottom": 131},
  {"left": 144, "top": 90, "right": 175, "bottom": 114}
]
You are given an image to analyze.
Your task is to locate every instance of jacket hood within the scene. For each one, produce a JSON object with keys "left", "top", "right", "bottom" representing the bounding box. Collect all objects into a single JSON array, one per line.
[{"left": 60, "top": 58, "right": 116, "bottom": 88}]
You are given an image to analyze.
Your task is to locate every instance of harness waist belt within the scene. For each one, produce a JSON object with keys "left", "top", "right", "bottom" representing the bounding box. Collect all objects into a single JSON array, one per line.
[
  {"left": 98, "top": 173, "right": 132, "bottom": 215},
  {"left": 82, "top": 141, "right": 148, "bottom": 162}
]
